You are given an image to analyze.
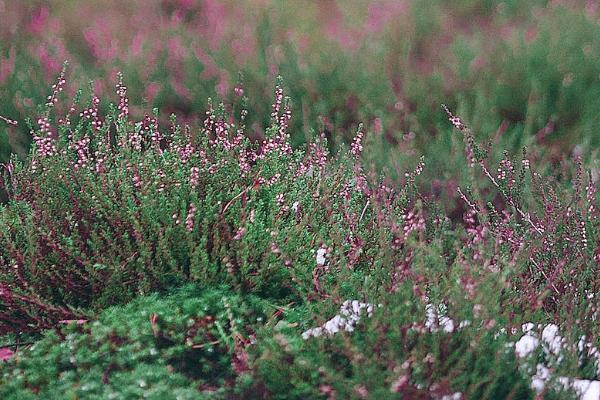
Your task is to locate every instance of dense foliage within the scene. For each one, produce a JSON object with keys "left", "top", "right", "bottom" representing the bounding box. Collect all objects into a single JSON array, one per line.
[
  {"left": 0, "top": 71, "right": 597, "bottom": 398},
  {"left": 0, "top": 1, "right": 598, "bottom": 398}
]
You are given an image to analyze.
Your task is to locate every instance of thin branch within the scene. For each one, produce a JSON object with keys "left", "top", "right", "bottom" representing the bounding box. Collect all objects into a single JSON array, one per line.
[
  {"left": 530, "top": 257, "right": 560, "bottom": 295},
  {"left": 359, "top": 200, "right": 370, "bottom": 223},
  {"left": 222, "top": 185, "right": 251, "bottom": 214}
]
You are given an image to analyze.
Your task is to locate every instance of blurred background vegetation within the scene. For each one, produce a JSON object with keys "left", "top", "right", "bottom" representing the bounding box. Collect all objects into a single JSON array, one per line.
[{"left": 0, "top": 0, "right": 598, "bottom": 180}]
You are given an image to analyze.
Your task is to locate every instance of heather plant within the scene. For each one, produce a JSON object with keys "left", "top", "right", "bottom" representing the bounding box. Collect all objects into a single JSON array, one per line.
[
  {"left": 0, "top": 68, "right": 598, "bottom": 398},
  {"left": 0, "top": 73, "right": 411, "bottom": 333}
]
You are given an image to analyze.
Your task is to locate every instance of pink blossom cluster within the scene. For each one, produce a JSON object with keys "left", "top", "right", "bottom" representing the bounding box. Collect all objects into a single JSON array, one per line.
[
  {"left": 142, "top": 115, "right": 162, "bottom": 152},
  {"left": 297, "top": 136, "right": 328, "bottom": 176},
  {"left": 116, "top": 75, "right": 129, "bottom": 120},
  {"left": 189, "top": 166, "right": 200, "bottom": 189},
  {"left": 350, "top": 125, "right": 364, "bottom": 157},
  {"left": 402, "top": 209, "right": 425, "bottom": 241},
  {"left": 80, "top": 96, "right": 102, "bottom": 131},
  {"left": 68, "top": 136, "right": 91, "bottom": 170},
  {"left": 45, "top": 66, "right": 66, "bottom": 107},
  {"left": 186, "top": 203, "right": 196, "bottom": 232},
  {"left": 497, "top": 152, "right": 515, "bottom": 186}
]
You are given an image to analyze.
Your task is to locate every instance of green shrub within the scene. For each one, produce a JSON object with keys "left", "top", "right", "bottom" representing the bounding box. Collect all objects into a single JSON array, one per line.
[{"left": 0, "top": 73, "right": 597, "bottom": 398}]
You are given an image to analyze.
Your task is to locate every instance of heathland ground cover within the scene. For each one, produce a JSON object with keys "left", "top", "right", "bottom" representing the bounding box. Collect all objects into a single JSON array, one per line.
[{"left": 0, "top": 1, "right": 598, "bottom": 399}]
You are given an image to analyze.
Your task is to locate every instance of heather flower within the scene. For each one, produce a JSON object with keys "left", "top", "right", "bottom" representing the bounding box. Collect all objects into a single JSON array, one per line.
[
  {"left": 233, "top": 227, "right": 246, "bottom": 240},
  {"left": 68, "top": 135, "right": 91, "bottom": 170},
  {"left": 0, "top": 114, "right": 17, "bottom": 126},
  {"left": 185, "top": 203, "right": 196, "bottom": 232},
  {"left": 45, "top": 63, "right": 67, "bottom": 107},
  {"left": 442, "top": 104, "right": 466, "bottom": 131},
  {"left": 291, "top": 201, "right": 300, "bottom": 213},
  {"left": 350, "top": 124, "right": 364, "bottom": 157},
  {"left": 189, "top": 166, "right": 200, "bottom": 189},
  {"left": 116, "top": 73, "right": 129, "bottom": 120},
  {"left": 80, "top": 96, "right": 103, "bottom": 132}
]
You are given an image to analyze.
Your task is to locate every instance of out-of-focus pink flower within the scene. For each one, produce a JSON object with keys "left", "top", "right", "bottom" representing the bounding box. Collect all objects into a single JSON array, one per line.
[
  {"left": 32, "top": 44, "right": 62, "bottom": 78},
  {"left": 28, "top": 6, "right": 49, "bottom": 35},
  {"left": 144, "top": 82, "right": 161, "bottom": 104},
  {"left": 84, "top": 19, "right": 119, "bottom": 62},
  {"left": 177, "top": 0, "right": 196, "bottom": 11},
  {"left": 366, "top": 1, "right": 408, "bottom": 33},
  {"left": 203, "top": 0, "right": 227, "bottom": 51},
  {"left": 0, "top": 347, "right": 14, "bottom": 361},
  {"left": 0, "top": 47, "right": 15, "bottom": 84},
  {"left": 130, "top": 33, "right": 145, "bottom": 58}
]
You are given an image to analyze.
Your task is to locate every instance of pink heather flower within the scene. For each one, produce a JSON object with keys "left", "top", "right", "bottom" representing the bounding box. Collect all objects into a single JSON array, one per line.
[
  {"left": 587, "top": 177, "right": 596, "bottom": 216},
  {"left": 414, "top": 157, "right": 425, "bottom": 176},
  {"left": 580, "top": 220, "right": 588, "bottom": 249},
  {"left": 497, "top": 152, "right": 515, "bottom": 186},
  {"left": 127, "top": 128, "right": 143, "bottom": 152},
  {"left": 406, "top": 156, "right": 425, "bottom": 179},
  {"left": 442, "top": 104, "right": 466, "bottom": 131},
  {"left": 350, "top": 124, "right": 364, "bottom": 157},
  {"left": 278, "top": 100, "right": 291, "bottom": 137},
  {"left": 186, "top": 203, "right": 197, "bottom": 232},
  {"left": 33, "top": 116, "right": 57, "bottom": 158},
  {"left": 0, "top": 47, "right": 16, "bottom": 85},
  {"left": 116, "top": 74, "right": 129, "bottom": 119},
  {"left": 238, "top": 149, "right": 251, "bottom": 176},
  {"left": 270, "top": 242, "right": 281, "bottom": 254},
  {"left": 45, "top": 65, "right": 67, "bottom": 108},
  {"left": 403, "top": 209, "right": 425, "bottom": 241},
  {"left": 276, "top": 193, "right": 289, "bottom": 215},
  {"left": 69, "top": 136, "right": 91, "bottom": 170},
  {"left": 233, "top": 227, "right": 246, "bottom": 240},
  {"left": 271, "top": 84, "right": 284, "bottom": 121},
  {"left": 176, "top": 143, "right": 194, "bottom": 163},
  {"left": 142, "top": 114, "right": 162, "bottom": 152},
  {"left": 257, "top": 83, "right": 293, "bottom": 158},
  {"left": 80, "top": 96, "right": 102, "bottom": 131},
  {"left": 298, "top": 134, "right": 328, "bottom": 176},
  {"left": 464, "top": 209, "right": 487, "bottom": 245},
  {"left": 132, "top": 173, "right": 142, "bottom": 190},
  {"left": 94, "top": 150, "right": 106, "bottom": 173},
  {"left": 276, "top": 193, "right": 284, "bottom": 206},
  {"left": 0, "top": 114, "right": 17, "bottom": 126},
  {"left": 256, "top": 173, "right": 281, "bottom": 187},
  {"left": 189, "top": 166, "right": 200, "bottom": 189},
  {"left": 58, "top": 319, "right": 87, "bottom": 325}
]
